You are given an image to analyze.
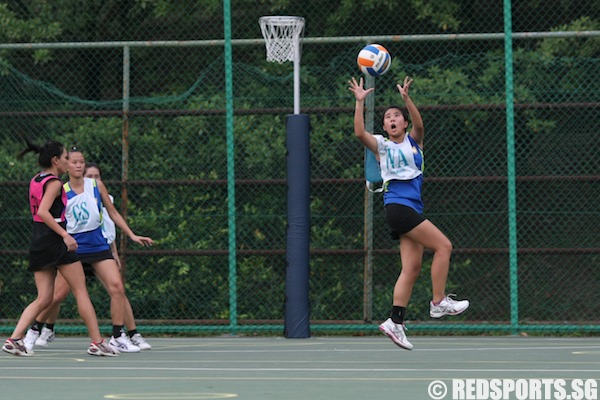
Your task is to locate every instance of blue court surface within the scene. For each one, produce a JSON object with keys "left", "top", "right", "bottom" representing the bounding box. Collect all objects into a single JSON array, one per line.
[{"left": 1, "top": 336, "right": 599, "bottom": 400}]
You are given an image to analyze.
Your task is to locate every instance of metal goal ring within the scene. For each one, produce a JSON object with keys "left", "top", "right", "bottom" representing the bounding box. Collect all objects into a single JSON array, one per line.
[
  {"left": 259, "top": 16, "right": 305, "bottom": 27},
  {"left": 259, "top": 16, "right": 305, "bottom": 63}
]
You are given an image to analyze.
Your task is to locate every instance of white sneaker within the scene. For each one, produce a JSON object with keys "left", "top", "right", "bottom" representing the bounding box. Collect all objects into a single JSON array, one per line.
[
  {"left": 109, "top": 333, "right": 141, "bottom": 353},
  {"left": 430, "top": 294, "right": 470, "bottom": 318},
  {"left": 130, "top": 333, "right": 151, "bottom": 350},
  {"left": 35, "top": 327, "right": 55, "bottom": 347},
  {"left": 2, "top": 338, "right": 34, "bottom": 357},
  {"left": 23, "top": 329, "right": 40, "bottom": 351},
  {"left": 88, "top": 340, "right": 119, "bottom": 357},
  {"left": 378, "top": 318, "right": 413, "bottom": 350}
]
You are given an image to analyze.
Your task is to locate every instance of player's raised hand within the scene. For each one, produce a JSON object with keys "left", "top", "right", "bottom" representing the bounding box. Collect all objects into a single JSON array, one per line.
[
  {"left": 397, "top": 76, "right": 414, "bottom": 99},
  {"left": 348, "top": 77, "right": 374, "bottom": 101}
]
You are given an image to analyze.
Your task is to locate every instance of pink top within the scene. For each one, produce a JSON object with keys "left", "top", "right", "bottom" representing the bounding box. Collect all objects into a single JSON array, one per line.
[{"left": 29, "top": 173, "right": 67, "bottom": 223}]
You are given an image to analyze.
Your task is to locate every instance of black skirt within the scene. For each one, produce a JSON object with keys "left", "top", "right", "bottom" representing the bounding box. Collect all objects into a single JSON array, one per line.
[{"left": 28, "top": 222, "right": 79, "bottom": 271}]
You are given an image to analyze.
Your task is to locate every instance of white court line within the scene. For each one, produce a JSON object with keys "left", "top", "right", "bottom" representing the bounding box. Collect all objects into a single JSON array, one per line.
[
  {"left": 7, "top": 344, "right": 600, "bottom": 355},
  {"left": 1, "top": 366, "right": 599, "bottom": 373},
  {"left": 15, "top": 346, "right": 600, "bottom": 354},
  {"left": 10, "top": 347, "right": 600, "bottom": 359},
  {"left": 0, "top": 376, "right": 502, "bottom": 381},
  {"left": 85, "top": 345, "right": 600, "bottom": 353},
  {"left": 104, "top": 393, "right": 237, "bottom": 400},
  {"left": 10, "top": 358, "right": 597, "bottom": 365}
]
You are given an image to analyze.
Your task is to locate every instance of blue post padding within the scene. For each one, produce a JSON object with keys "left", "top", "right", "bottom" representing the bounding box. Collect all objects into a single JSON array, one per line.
[{"left": 284, "top": 114, "right": 311, "bottom": 338}]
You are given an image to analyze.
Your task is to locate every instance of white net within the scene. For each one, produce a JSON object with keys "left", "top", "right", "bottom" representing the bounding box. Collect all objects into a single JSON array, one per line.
[{"left": 259, "top": 16, "right": 305, "bottom": 63}]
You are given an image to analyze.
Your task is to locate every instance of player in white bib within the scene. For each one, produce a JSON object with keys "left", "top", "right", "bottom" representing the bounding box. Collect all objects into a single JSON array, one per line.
[
  {"left": 23, "top": 148, "right": 153, "bottom": 354},
  {"left": 85, "top": 163, "right": 151, "bottom": 349},
  {"left": 349, "top": 76, "right": 469, "bottom": 350},
  {"left": 25, "top": 163, "right": 152, "bottom": 351}
]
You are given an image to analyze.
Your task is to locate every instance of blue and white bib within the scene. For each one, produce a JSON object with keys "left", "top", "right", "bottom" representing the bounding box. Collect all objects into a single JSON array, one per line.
[
  {"left": 64, "top": 178, "right": 109, "bottom": 254},
  {"left": 375, "top": 134, "right": 425, "bottom": 213}
]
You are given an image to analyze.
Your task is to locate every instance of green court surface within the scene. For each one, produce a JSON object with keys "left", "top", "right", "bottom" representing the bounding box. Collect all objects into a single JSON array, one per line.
[{"left": 1, "top": 336, "right": 599, "bottom": 400}]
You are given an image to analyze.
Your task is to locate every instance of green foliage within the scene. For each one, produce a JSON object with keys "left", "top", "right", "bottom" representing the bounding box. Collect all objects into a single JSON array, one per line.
[
  {"left": 412, "top": 0, "right": 461, "bottom": 31},
  {"left": 0, "top": 3, "right": 61, "bottom": 42},
  {"left": 0, "top": 2, "right": 598, "bottom": 330}
]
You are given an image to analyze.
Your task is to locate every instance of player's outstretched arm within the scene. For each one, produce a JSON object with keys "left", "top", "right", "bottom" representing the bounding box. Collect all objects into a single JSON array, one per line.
[
  {"left": 97, "top": 180, "right": 153, "bottom": 247},
  {"left": 348, "top": 77, "right": 378, "bottom": 154},
  {"left": 397, "top": 76, "right": 424, "bottom": 147}
]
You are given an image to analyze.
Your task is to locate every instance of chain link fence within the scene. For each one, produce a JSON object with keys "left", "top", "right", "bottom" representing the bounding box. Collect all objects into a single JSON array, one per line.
[{"left": 0, "top": 1, "right": 599, "bottom": 335}]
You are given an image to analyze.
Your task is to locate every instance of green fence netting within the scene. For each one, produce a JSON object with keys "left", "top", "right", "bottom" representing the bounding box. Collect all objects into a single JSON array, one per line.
[{"left": 0, "top": 0, "right": 598, "bottom": 336}]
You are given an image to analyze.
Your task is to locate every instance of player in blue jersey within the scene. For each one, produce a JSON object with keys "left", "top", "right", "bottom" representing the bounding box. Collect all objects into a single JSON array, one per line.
[
  {"left": 23, "top": 148, "right": 153, "bottom": 354},
  {"left": 26, "top": 162, "right": 151, "bottom": 351},
  {"left": 3, "top": 139, "right": 117, "bottom": 357},
  {"left": 83, "top": 162, "right": 151, "bottom": 350},
  {"left": 349, "top": 76, "right": 469, "bottom": 350}
]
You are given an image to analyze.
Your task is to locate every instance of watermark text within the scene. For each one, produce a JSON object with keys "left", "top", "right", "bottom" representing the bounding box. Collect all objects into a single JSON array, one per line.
[{"left": 427, "top": 379, "right": 598, "bottom": 400}]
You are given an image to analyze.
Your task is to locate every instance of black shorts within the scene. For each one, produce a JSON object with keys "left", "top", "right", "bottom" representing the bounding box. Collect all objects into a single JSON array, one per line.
[
  {"left": 384, "top": 203, "right": 426, "bottom": 240},
  {"left": 78, "top": 250, "right": 114, "bottom": 277},
  {"left": 29, "top": 223, "right": 79, "bottom": 271}
]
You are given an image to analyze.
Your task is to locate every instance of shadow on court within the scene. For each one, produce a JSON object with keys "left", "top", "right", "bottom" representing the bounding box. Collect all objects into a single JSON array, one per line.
[{"left": 1, "top": 336, "right": 599, "bottom": 399}]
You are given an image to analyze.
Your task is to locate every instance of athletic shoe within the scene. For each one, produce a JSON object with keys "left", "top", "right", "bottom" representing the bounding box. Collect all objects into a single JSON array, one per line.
[
  {"left": 378, "top": 318, "right": 413, "bottom": 350},
  {"left": 35, "top": 327, "right": 55, "bottom": 347},
  {"left": 430, "top": 294, "right": 470, "bottom": 318},
  {"left": 23, "top": 329, "right": 40, "bottom": 351},
  {"left": 2, "top": 338, "right": 34, "bottom": 357},
  {"left": 130, "top": 333, "right": 151, "bottom": 350},
  {"left": 109, "top": 333, "right": 141, "bottom": 353},
  {"left": 87, "top": 340, "right": 119, "bottom": 357}
]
